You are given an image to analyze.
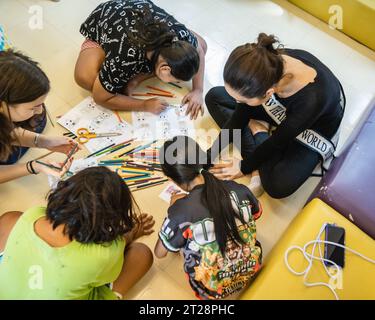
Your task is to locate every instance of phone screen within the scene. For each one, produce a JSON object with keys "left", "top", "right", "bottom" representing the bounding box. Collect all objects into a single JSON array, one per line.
[{"left": 324, "top": 224, "right": 345, "bottom": 268}]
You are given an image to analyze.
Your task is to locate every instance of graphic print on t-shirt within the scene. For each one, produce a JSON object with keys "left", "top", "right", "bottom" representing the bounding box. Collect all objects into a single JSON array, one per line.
[
  {"left": 159, "top": 183, "right": 262, "bottom": 300},
  {"left": 80, "top": 0, "right": 198, "bottom": 93}
]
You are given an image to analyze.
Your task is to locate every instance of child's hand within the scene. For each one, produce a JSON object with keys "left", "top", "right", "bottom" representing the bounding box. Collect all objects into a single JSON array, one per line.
[
  {"left": 170, "top": 191, "right": 187, "bottom": 205},
  {"left": 132, "top": 213, "right": 155, "bottom": 240},
  {"left": 209, "top": 157, "right": 244, "bottom": 180},
  {"left": 182, "top": 89, "right": 204, "bottom": 120},
  {"left": 39, "top": 136, "right": 81, "bottom": 155},
  {"left": 143, "top": 98, "right": 169, "bottom": 114},
  {"left": 33, "top": 157, "right": 74, "bottom": 178}
]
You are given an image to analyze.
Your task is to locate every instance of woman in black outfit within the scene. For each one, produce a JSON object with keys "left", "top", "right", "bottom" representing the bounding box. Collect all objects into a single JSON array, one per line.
[{"left": 207, "top": 33, "right": 345, "bottom": 199}]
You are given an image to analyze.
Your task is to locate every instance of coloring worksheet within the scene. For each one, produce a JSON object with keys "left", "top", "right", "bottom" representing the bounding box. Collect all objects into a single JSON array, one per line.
[
  {"left": 57, "top": 97, "right": 134, "bottom": 153},
  {"left": 159, "top": 183, "right": 188, "bottom": 203},
  {"left": 132, "top": 104, "right": 196, "bottom": 141}
]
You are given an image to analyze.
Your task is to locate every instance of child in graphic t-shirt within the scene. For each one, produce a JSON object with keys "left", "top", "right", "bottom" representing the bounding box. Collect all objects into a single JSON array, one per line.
[{"left": 155, "top": 136, "right": 263, "bottom": 300}]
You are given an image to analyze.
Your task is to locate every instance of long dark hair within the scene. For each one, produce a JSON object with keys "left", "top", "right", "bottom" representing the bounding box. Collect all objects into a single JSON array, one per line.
[
  {"left": 0, "top": 50, "right": 50, "bottom": 161},
  {"left": 160, "top": 136, "right": 246, "bottom": 254},
  {"left": 46, "top": 167, "right": 138, "bottom": 244},
  {"left": 224, "top": 33, "right": 284, "bottom": 98},
  {"left": 128, "top": 9, "right": 199, "bottom": 81}
]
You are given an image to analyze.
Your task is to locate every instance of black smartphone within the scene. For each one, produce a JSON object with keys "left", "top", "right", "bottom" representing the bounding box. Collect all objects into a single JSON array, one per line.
[{"left": 324, "top": 224, "right": 345, "bottom": 268}]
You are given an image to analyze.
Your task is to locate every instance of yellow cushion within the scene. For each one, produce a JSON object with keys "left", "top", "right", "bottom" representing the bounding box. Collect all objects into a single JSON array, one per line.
[
  {"left": 288, "top": 0, "right": 375, "bottom": 51},
  {"left": 240, "top": 198, "right": 375, "bottom": 300}
]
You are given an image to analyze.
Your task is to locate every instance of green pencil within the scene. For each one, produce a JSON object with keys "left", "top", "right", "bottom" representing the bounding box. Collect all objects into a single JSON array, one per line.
[{"left": 35, "top": 160, "right": 62, "bottom": 172}]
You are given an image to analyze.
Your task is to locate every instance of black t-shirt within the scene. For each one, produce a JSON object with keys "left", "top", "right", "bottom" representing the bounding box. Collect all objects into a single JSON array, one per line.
[
  {"left": 210, "top": 49, "right": 345, "bottom": 174},
  {"left": 80, "top": 0, "right": 198, "bottom": 94},
  {"left": 159, "top": 180, "right": 262, "bottom": 299}
]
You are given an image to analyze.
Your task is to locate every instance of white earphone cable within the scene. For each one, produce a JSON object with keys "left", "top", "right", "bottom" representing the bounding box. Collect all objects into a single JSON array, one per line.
[{"left": 284, "top": 223, "right": 375, "bottom": 300}]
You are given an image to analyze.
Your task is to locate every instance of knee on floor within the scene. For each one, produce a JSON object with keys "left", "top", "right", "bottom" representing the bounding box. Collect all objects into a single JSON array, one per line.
[{"left": 127, "top": 242, "right": 154, "bottom": 270}]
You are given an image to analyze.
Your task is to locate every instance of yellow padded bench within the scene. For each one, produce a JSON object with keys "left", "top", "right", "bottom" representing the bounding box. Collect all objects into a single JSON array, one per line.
[
  {"left": 288, "top": 0, "right": 375, "bottom": 51},
  {"left": 240, "top": 198, "right": 375, "bottom": 300}
]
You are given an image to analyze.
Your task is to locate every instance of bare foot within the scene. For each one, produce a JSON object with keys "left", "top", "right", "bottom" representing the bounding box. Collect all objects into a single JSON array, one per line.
[
  {"left": 249, "top": 170, "right": 264, "bottom": 197},
  {"left": 249, "top": 119, "right": 270, "bottom": 135}
]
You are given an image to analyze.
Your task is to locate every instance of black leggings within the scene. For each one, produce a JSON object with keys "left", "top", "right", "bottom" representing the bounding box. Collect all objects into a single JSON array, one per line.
[{"left": 205, "top": 86, "right": 321, "bottom": 199}]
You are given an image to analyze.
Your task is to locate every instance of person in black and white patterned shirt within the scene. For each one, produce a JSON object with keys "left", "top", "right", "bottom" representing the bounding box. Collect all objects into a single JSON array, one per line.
[{"left": 75, "top": 0, "right": 207, "bottom": 119}]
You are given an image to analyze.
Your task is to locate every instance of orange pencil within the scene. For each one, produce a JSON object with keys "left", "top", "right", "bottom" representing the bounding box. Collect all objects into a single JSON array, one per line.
[
  {"left": 132, "top": 93, "right": 150, "bottom": 97},
  {"left": 114, "top": 111, "right": 123, "bottom": 123},
  {"left": 146, "top": 92, "right": 175, "bottom": 98},
  {"left": 146, "top": 86, "right": 173, "bottom": 95}
]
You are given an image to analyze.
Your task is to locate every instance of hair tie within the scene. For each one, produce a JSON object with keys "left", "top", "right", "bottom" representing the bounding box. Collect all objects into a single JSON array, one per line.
[{"left": 199, "top": 168, "right": 204, "bottom": 174}]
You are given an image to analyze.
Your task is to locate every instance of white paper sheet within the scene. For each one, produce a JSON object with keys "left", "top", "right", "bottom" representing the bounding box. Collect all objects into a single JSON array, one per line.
[
  {"left": 57, "top": 97, "right": 134, "bottom": 153},
  {"left": 132, "top": 104, "right": 195, "bottom": 141},
  {"left": 69, "top": 157, "right": 98, "bottom": 174}
]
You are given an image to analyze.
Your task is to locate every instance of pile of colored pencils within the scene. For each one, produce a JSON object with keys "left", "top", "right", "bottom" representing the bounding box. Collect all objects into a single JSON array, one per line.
[
  {"left": 86, "top": 138, "right": 135, "bottom": 159},
  {"left": 98, "top": 141, "right": 167, "bottom": 192}
]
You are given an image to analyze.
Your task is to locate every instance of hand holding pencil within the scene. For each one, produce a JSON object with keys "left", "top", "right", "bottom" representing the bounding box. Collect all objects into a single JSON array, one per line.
[
  {"left": 33, "top": 157, "right": 74, "bottom": 178},
  {"left": 143, "top": 98, "right": 169, "bottom": 114}
]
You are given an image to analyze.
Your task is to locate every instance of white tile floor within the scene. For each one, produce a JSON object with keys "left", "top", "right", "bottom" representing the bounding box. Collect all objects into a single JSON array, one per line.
[{"left": 1, "top": 0, "right": 374, "bottom": 300}]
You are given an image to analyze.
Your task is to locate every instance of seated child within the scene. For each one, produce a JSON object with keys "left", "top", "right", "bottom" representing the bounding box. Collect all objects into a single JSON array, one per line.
[
  {"left": 155, "top": 136, "right": 263, "bottom": 300},
  {"left": 0, "top": 167, "right": 155, "bottom": 299}
]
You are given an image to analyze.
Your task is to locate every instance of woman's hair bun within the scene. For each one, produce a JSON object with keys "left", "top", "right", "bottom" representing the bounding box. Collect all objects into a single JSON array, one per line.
[{"left": 256, "top": 33, "right": 280, "bottom": 53}]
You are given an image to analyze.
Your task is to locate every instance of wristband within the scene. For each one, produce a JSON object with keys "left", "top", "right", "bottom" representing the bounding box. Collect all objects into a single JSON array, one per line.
[
  {"left": 34, "top": 133, "right": 41, "bottom": 147},
  {"left": 29, "top": 161, "right": 38, "bottom": 175},
  {"left": 26, "top": 161, "right": 33, "bottom": 174}
]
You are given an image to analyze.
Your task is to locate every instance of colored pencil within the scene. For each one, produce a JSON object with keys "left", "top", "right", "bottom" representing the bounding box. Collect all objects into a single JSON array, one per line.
[
  {"left": 63, "top": 132, "right": 76, "bottom": 137},
  {"left": 123, "top": 175, "right": 151, "bottom": 182},
  {"left": 129, "top": 179, "right": 168, "bottom": 191},
  {"left": 106, "top": 143, "right": 131, "bottom": 155},
  {"left": 99, "top": 163, "right": 123, "bottom": 167},
  {"left": 146, "top": 86, "right": 173, "bottom": 95},
  {"left": 86, "top": 143, "right": 115, "bottom": 158},
  {"left": 100, "top": 159, "right": 125, "bottom": 164},
  {"left": 122, "top": 165, "right": 155, "bottom": 172},
  {"left": 117, "top": 140, "right": 157, "bottom": 158},
  {"left": 95, "top": 142, "right": 129, "bottom": 157},
  {"left": 35, "top": 160, "right": 62, "bottom": 172},
  {"left": 126, "top": 177, "right": 163, "bottom": 186},
  {"left": 61, "top": 143, "right": 78, "bottom": 168},
  {"left": 120, "top": 169, "right": 152, "bottom": 175},
  {"left": 146, "top": 92, "right": 174, "bottom": 98},
  {"left": 168, "top": 82, "right": 182, "bottom": 89},
  {"left": 122, "top": 170, "right": 154, "bottom": 175},
  {"left": 122, "top": 163, "right": 161, "bottom": 171},
  {"left": 114, "top": 111, "right": 123, "bottom": 123}
]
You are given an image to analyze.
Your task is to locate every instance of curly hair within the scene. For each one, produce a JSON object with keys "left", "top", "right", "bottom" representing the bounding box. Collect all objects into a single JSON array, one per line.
[{"left": 46, "top": 167, "right": 138, "bottom": 244}]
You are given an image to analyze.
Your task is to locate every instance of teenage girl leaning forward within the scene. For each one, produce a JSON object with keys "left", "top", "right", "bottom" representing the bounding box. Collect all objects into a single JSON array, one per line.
[
  {"left": 75, "top": 0, "right": 207, "bottom": 119},
  {"left": 0, "top": 51, "right": 78, "bottom": 184},
  {"left": 206, "top": 33, "right": 345, "bottom": 198}
]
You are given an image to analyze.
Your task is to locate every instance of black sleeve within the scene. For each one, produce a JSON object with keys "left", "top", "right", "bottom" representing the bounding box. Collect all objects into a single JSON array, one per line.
[
  {"left": 240, "top": 92, "right": 322, "bottom": 174},
  {"left": 80, "top": 2, "right": 107, "bottom": 42},
  {"left": 207, "top": 105, "right": 254, "bottom": 163},
  {"left": 98, "top": 59, "right": 128, "bottom": 94},
  {"left": 158, "top": 205, "right": 189, "bottom": 252},
  {"left": 227, "top": 181, "right": 262, "bottom": 221},
  {"left": 172, "top": 25, "right": 198, "bottom": 48}
]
